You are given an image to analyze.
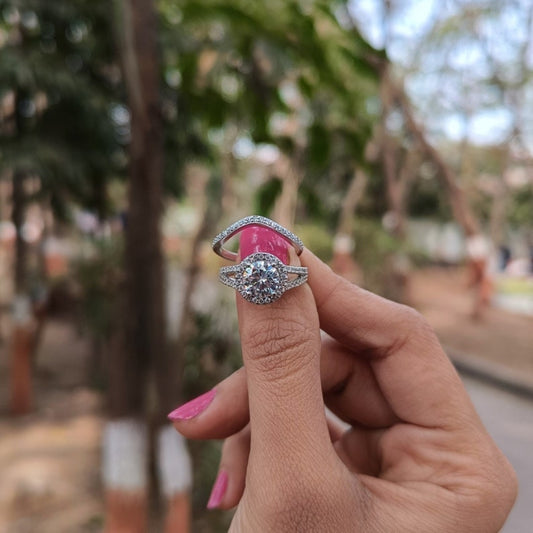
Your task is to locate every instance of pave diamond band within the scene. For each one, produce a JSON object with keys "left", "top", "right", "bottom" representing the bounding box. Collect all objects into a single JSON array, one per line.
[
  {"left": 212, "top": 216, "right": 304, "bottom": 262},
  {"left": 219, "top": 252, "right": 308, "bottom": 305}
]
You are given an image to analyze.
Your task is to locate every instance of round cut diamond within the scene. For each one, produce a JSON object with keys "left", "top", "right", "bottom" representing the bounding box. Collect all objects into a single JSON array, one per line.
[
  {"left": 218, "top": 251, "right": 307, "bottom": 305},
  {"left": 240, "top": 258, "right": 283, "bottom": 303}
]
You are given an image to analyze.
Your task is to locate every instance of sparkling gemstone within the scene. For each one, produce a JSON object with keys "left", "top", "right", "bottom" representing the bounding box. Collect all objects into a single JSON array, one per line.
[{"left": 241, "top": 259, "right": 281, "bottom": 302}]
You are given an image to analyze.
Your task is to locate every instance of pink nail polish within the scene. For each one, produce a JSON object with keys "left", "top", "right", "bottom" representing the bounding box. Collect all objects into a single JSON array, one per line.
[
  {"left": 207, "top": 470, "right": 228, "bottom": 509},
  {"left": 240, "top": 225, "right": 290, "bottom": 264},
  {"left": 167, "top": 389, "right": 216, "bottom": 421}
]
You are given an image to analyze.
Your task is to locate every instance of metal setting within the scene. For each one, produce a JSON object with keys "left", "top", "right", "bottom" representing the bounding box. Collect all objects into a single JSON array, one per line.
[
  {"left": 219, "top": 252, "right": 308, "bottom": 305},
  {"left": 212, "top": 216, "right": 304, "bottom": 262}
]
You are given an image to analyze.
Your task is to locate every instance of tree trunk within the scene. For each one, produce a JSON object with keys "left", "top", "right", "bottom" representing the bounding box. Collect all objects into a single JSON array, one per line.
[
  {"left": 12, "top": 171, "right": 28, "bottom": 294},
  {"left": 220, "top": 128, "right": 239, "bottom": 216},
  {"left": 342, "top": 3, "right": 480, "bottom": 238},
  {"left": 379, "top": 67, "right": 404, "bottom": 238},
  {"left": 105, "top": 1, "right": 188, "bottom": 531},
  {"left": 114, "top": 0, "right": 166, "bottom": 420},
  {"left": 337, "top": 169, "right": 368, "bottom": 237},
  {"left": 376, "top": 68, "right": 420, "bottom": 302},
  {"left": 272, "top": 153, "right": 302, "bottom": 229},
  {"left": 331, "top": 169, "right": 367, "bottom": 284},
  {"left": 9, "top": 90, "right": 34, "bottom": 416},
  {"left": 394, "top": 85, "right": 479, "bottom": 237},
  {"left": 171, "top": 171, "right": 218, "bottom": 401}
]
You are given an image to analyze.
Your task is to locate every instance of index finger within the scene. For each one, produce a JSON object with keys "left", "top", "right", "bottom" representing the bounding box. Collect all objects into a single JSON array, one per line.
[{"left": 301, "top": 250, "right": 478, "bottom": 430}]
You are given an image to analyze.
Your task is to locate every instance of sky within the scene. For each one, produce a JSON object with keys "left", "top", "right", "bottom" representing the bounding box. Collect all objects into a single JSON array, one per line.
[{"left": 348, "top": 0, "right": 532, "bottom": 148}]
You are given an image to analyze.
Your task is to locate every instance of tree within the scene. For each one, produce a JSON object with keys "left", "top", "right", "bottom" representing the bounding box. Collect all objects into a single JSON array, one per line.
[
  {"left": 0, "top": 0, "right": 122, "bottom": 414},
  {"left": 102, "top": 1, "right": 195, "bottom": 531}
]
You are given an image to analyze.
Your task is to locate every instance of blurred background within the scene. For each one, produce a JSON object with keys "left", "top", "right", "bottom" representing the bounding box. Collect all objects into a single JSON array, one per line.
[{"left": 0, "top": 0, "right": 532, "bottom": 531}]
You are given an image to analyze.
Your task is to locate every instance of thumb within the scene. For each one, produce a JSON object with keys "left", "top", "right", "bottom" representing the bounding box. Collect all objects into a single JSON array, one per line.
[{"left": 236, "top": 225, "right": 332, "bottom": 471}]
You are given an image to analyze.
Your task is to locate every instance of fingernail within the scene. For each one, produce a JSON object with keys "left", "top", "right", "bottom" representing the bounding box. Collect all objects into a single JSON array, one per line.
[
  {"left": 167, "top": 389, "right": 216, "bottom": 421},
  {"left": 207, "top": 470, "right": 228, "bottom": 509},
  {"left": 240, "top": 225, "right": 290, "bottom": 264}
]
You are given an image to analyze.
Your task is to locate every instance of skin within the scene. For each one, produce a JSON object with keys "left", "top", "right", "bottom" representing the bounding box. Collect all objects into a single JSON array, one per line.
[{"left": 172, "top": 249, "right": 517, "bottom": 532}]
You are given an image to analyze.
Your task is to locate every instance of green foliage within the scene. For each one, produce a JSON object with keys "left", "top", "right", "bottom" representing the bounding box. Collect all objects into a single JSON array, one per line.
[
  {"left": 308, "top": 122, "right": 331, "bottom": 169},
  {"left": 352, "top": 218, "right": 427, "bottom": 296},
  {"left": 181, "top": 297, "right": 241, "bottom": 531},
  {"left": 254, "top": 177, "right": 282, "bottom": 216},
  {"left": 294, "top": 222, "right": 333, "bottom": 262},
  {"left": 509, "top": 186, "right": 533, "bottom": 228},
  {"left": 161, "top": 0, "right": 380, "bottom": 225},
  {"left": 71, "top": 237, "right": 124, "bottom": 339},
  {"left": 408, "top": 174, "right": 453, "bottom": 221},
  {"left": 2, "top": 0, "right": 383, "bottom": 232},
  {"left": 353, "top": 217, "right": 402, "bottom": 268},
  {"left": 0, "top": 0, "right": 123, "bottom": 217}
]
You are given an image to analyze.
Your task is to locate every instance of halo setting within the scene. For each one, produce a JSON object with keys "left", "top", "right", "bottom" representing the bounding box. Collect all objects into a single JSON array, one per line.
[{"left": 219, "top": 252, "right": 308, "bottom": 305}]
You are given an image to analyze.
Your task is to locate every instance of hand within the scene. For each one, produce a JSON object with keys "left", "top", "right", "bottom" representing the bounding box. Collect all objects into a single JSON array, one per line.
[{"left": 170, "top": 229, "right": 517, "bottom": 532}]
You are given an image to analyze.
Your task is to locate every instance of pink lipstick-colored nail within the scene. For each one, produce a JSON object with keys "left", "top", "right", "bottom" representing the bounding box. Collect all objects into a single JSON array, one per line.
[
  {"left": 207, "top": 470, "right": 228, "bottom": 509},
  {"left": 167, "top": 389, "right": 216, "bottom": 421},
  {"left": 240, "top": 225, "right": 290, "bottom": 264}
]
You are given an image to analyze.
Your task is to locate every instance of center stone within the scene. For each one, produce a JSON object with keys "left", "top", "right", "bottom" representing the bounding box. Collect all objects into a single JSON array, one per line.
[{"left": 241, "top": 259, "right": 281, "bottom": 301}]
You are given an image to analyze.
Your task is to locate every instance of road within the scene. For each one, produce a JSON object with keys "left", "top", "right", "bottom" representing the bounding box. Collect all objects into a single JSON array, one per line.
[{"left": 463, "top": 376, "right": 533, "bottom": 532}]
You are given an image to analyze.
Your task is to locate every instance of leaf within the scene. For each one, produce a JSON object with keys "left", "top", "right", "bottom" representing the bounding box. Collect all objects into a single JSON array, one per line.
[
  {"left": 308, "top": 122, "right": 331, "bottom": 170},
  {"left": 253, "top": 177, "right": 282, "bottom": 215}
]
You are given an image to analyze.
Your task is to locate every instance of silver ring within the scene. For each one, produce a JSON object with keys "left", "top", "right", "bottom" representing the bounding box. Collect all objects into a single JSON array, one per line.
[
  {"left": 219, "top": 252, "right": 308, "bottom": 305},
  {"left": 212, "top": 216, "right": 304, "bottom": 262}
]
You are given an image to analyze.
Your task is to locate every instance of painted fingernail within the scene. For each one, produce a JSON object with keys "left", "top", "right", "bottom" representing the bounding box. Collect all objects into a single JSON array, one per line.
[
  {"left": 167, "top": 389, "right": 216, "bottom": 421},
  {"left": 240, "top": 225, "right": 290, "bottom": 264},
  {"left": 207, "top": 470, "right": 228, "bottom": 510}
]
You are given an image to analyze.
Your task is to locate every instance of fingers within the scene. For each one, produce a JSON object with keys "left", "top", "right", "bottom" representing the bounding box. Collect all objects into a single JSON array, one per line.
[
  {"left": 301, "top": 250, "right": 478, "bottom": 430},
  {"left": 210, "top": 418, "right": 359, "bottom": 510},
  {"left": 208, "top": 425, "right": 250, "bottom": 510},
  {"left": 301, "top": 249, "right": 418, "bottom": 353},
  {"left": 321, "top": 336, "right": 398, "bottom": 428},
  {"left": 333, "top": 426, "right": 384, "bottom": 476},
  {"left": 326, "top": 413, "right": 347, "bottom": 442},
  {"left": 170, "top": 368, "right": 249, "bottom": 440},
  {"left": 172, "top": 337, "right": 397, "bottom": 441},
  {"left": 237, "top": 226, "right": 334, "bottom": 470}
]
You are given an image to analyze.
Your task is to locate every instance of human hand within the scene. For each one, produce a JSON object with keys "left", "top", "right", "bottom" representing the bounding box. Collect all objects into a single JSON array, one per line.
[{"left": 170, "top": 227, "right": 517, "bottom": 532}]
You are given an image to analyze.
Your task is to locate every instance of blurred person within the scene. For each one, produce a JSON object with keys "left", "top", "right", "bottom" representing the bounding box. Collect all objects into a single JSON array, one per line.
[
  {"left": 465, "top": 233, "right": 491, "bottom": 319},
  {"left": 498, "top": 244, "right": 512, "bottom": 272},
  {"left": 170, "top": 225, "right": 517, "bottom": 532}
]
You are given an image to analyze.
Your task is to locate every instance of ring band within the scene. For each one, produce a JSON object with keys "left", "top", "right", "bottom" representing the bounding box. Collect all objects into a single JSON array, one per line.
[
  {"left": 219, "top": 252, "right": 308, "bottom": 305},
  {"left": 212, "top": 216, "right": 304, "bottom": 262}
]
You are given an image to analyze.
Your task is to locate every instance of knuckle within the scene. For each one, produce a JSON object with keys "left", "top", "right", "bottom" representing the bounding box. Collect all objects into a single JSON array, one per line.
[
  {"left": 502, "top": 459, "right": 519, "bottom": 508},
  {"left": 481, "top": 452, "right": 518, "bottom": 513},
  {"left": 457, "top": 446, "right": 518, "bottom": 529},
  {"left": 399, "top": 305, "right": 431, "bottom": 334},
  {"left": 389, "top": 304, "right": 438, "bottom": 353},
  {"left": 242, "top": 314, "right": 318, "bottom": 376}
]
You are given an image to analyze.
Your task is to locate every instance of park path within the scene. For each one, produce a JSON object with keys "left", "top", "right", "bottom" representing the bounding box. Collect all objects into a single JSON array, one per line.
[
  {"left": 464, "top": 376, "right": 533, "bottom": 533},
  {"left": 411, "top": 267, "right": 533, "bottom": 379},
  {"left": 0, "top": 321, "right": 103, "bottom": 533}
]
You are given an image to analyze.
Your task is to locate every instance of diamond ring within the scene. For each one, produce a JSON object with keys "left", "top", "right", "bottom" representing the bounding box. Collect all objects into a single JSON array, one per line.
[
  {"left": 212, "top": 216, "right": 304, "bottom": 262},
  {"left": 219, "top": 252, "right": 308, "bottom": 305}
]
